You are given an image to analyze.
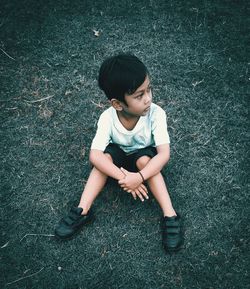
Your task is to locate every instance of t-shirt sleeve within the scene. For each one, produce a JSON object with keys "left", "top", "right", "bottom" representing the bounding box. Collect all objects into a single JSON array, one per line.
[
  {"left": 152, "top": 107, "right": 170, "bottom": 146},
  {"left": 90, "top": 111, "right": 111, "bottom": 151}
]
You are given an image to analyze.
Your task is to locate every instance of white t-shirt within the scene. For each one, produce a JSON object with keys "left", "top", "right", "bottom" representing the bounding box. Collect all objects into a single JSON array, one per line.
[{"left": 91, "top": 103, "right": 170, "bottom": 154}]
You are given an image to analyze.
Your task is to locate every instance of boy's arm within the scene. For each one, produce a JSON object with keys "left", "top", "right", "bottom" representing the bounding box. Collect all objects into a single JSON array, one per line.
[
  {"left": 89, "top": 149, "right": 125, "bottom": 180},
  {"left": 90, "top": 149, "right": 149, "bottom": 201},
  {"left": 118, "top": 144, "right": 170, "bottom": 189},
  {"left": 139, "top": 144, "right": 170, "bottom": 180}
]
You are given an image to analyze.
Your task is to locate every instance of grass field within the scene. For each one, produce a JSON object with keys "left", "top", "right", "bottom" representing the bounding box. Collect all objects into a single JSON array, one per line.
[{"left": 1, "top": 0, "right": 249, "bottom": 288}]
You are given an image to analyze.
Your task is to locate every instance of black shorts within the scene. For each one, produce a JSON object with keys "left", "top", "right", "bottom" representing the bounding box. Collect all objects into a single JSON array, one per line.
[{"left": 104, "top": 143, "right": 157, "bottom": 172}]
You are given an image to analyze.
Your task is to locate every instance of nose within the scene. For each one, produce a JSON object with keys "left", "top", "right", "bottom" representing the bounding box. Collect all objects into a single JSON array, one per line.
[{"left": 144, "top": 91, "right": 151, "bottom": 104}]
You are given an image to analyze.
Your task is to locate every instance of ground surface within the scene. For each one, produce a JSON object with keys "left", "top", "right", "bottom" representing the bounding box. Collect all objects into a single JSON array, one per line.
[{"left": 0, "top": 0, "right": 249, "bottom": 288}]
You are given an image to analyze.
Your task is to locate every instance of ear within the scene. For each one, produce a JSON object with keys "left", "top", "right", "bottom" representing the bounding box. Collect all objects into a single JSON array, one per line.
[{"left": 110, "top": 98, "right": 123, "bottom": 111}]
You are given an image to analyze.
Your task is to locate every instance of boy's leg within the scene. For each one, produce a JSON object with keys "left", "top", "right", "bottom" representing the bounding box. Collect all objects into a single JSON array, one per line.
[
  {"left": 136, "top": 156, "right": 176, "bottom": 217},
  {"left": 55, "top": 153, "right": 112, "bottom": 239},
  {"left": 136, "top": 155, "right": 183, "bottom": 252},
  {"left": 78, "top": 156, "right": 111, "bottom": 215}
]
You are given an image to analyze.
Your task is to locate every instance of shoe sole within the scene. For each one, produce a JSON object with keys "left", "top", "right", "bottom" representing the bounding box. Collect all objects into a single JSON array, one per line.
[
  {"left": 55, "top": 215, "right": 95, "bottom": 241},
  {"left": 163, "top": 238, "right": 184, "bottom": 254},
  {"left": 163, "top": 245, "right": 183, "bottom": 254}
]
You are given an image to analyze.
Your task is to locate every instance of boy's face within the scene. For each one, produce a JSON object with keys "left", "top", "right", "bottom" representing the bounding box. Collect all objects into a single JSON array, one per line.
[{"left": 121, "top": 75, "right": 152, "bottom": 117}]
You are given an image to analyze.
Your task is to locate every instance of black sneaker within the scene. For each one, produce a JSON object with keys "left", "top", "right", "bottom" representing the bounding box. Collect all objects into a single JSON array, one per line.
[
  {"left": 162, "top": 214, "right": 183, "bottom": 253},
  {"left": 55, "top": 207, "right": 94, "bottom": 240}
]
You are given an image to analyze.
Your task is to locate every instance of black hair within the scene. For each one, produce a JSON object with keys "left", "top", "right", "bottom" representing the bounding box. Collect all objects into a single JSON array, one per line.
[{"left": 98, "top": 53, "right": 148, "bottom": 103}]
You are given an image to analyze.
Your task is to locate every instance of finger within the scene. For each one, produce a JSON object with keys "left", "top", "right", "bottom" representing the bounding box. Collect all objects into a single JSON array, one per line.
[
  {"left": 138, "top": 184, "right": 147, "bottom": 193},
  {"left": 135, "top": 189, "right": 144, "bottom": 202},
  {"left": 131, "top": 191, "right": 137, "bottom": 200},
  {"left": 123, "top": 187, "right": 132, "bottom": 194},
  {"left": 139, "top": 187, "right": 149, "bottom": 199},
  {"left": 120, "top": 167, "right": 129, "bottom": 175},
  {"left": 137, "top": 184, "right": 148, "bottom": 197},
  {"left": 120, "top": 167, "right": 126, "bottom": 175},
  {"left": 140, "top": 183, "right": 148, "bottom": 193},
  {"left": 119, "top": 182, "right": 127, "bottom": 189}
]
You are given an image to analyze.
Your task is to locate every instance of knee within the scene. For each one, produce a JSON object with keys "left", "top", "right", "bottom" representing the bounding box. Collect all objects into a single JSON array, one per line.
[{"left": 136, "top": 156, "right": 151, "bottom": 170}]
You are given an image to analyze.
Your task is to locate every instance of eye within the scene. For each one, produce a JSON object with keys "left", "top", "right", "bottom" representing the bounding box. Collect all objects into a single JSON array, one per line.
[{"left": 135, "top": 94, "right": 143, "bottom": 99}]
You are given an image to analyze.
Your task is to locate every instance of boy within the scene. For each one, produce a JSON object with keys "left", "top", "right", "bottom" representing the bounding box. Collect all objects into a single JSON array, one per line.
[{"left": 55, "top": 53, "right": 183, "bottom": 253}]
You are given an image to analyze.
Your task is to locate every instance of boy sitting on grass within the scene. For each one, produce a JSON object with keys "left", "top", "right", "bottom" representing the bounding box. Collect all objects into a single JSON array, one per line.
[{"left": 55, "top": 53, "right": 183, "bottom": 253}]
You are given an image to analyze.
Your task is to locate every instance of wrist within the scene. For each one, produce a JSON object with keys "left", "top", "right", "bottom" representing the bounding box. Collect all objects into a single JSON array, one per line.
[{"left": 138, "top": 171, "right": 145, "bottom": 182}]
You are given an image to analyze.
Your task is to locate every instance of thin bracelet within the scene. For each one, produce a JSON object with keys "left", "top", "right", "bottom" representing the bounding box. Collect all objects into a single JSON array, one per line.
[{"left": 138, "top": 171, "right": 145, "bottom": 182}]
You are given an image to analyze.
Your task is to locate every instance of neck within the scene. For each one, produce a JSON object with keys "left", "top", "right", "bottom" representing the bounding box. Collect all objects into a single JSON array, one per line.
[
  {"left": 117, "top": 110, "right": 139, "bottom": 121},
  {"left": 116, "top": 111, "right": 140, "bottom": 131}
]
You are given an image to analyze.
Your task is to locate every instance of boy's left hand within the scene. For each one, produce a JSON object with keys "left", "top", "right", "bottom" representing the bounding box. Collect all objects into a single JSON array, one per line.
[{"left": 118, "top": 167, "right": 143, "bottom": 191}]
